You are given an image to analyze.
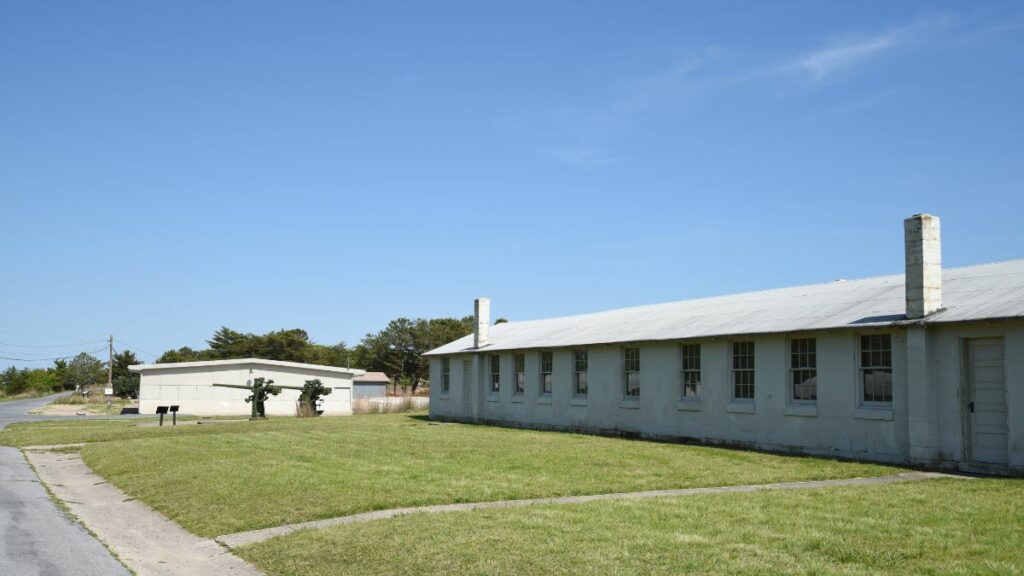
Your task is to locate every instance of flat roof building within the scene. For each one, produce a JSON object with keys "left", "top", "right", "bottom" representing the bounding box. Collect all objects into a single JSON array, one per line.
[
  {"left": 426, "top": 214, "right": 1024, "bottom": 475},
  {"left": 131, "top": 358, "right": 364, "bottom": 417}
]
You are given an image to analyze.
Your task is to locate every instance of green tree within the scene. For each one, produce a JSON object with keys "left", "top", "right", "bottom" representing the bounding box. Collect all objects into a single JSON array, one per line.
[
  {"left": 252, "top": 329, "right": 315, "bottom": 362},
  {"left": 1, "top": 367, "right": 61, "bottom": 396},
  {"left": 352, "top": 315, "right": 474, "bottom": 394},
  {"left": 156, "top": 346, "right": 206, "bottom": 363},
  {"left": 64, "top": 352, "right": 104, "bottom": 393},
  {"left": 1, "top": 366, "right": 26, "bottom": 395},
  {"left": 297, "top": 379, "right": 331, "bottom": 417},
  {"left": 158, "top": 328, "right": 351, "bottom": 367},
  {"left": 51, "top": 359, "right": 73, "bottom": 390},
  {"left": 25, "top": 369, "right": 60, "bottom": 393},
  {"left": 206, "top": 327, "right": 254, "bottom": 358},
  {"left": 111, "top": 350, "right": 139, "bottom": 381},
  {"left": 153, "top": 317, "right": 475, "bottom": 395},
  {"left": 112, "top": 374, "right": 139, "bottom": 399},
  {"left": 110, "top": 350, "right": 141, "bottom": 398}
]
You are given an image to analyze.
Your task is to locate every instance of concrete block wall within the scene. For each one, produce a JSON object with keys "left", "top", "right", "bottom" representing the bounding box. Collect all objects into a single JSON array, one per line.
[{"left": 431, "top": 331, "right": 912, "bottom": 463}]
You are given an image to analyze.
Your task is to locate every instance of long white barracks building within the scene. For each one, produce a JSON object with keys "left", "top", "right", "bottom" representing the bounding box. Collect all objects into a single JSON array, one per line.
[{"left": 426, "top": 214, "right": 1024, "bottom": 475}]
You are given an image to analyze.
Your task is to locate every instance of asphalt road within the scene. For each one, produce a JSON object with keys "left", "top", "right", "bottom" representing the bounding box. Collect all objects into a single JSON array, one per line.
[{"left": 0, "top": 393, "right": 130, "bottom": 576}]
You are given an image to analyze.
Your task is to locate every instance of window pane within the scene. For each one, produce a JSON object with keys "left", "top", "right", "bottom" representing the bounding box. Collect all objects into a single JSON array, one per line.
[
  {"left": 625, "top": 371, "right": 640, "bottom": 396},
  {"left": 732, "top": 342, "right": 755, "bottom": 400},
  {"left": 575, "top": 371, "right": 588, "bottom": 395}
]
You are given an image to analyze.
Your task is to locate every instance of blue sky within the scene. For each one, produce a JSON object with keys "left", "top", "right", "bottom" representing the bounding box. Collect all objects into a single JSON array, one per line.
[{"left": 2, "top": 1, "right": 1022, "bottom": 367}]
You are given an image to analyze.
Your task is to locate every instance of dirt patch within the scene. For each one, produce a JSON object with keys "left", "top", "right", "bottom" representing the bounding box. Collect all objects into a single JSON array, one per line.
[{"left": 30, "top": 402, "right": 139, "bottom": 417}]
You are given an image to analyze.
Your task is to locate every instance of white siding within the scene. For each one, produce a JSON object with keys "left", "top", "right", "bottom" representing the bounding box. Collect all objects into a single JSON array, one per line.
[{"left": 139, "top": 363, "right": 353, "bottom": 416}]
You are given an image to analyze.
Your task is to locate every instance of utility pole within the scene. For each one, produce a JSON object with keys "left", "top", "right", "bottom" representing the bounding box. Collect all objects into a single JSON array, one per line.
[{"left": 107, "top": 335, "right": 113, "bottom": 389}]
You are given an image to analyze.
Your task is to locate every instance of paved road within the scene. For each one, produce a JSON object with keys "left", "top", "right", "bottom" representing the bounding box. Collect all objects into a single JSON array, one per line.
[{"left": 0, "top": 393, "right": 130, "bottom": 576}]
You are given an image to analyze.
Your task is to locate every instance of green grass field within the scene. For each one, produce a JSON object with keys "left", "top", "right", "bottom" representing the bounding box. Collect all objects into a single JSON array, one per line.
[
  {"left": 2, "top": 414, "right": 901, "bottom": 537},
  {"left": 238, "top": 478, "right": 1024, "bottom": 576}
]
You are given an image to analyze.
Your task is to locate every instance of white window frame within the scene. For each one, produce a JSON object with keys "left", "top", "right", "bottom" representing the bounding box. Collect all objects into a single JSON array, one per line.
[
  {"left": 859, "top": 334, "right": 894, "bottom": 406},
  {"left": 731, "top": 341, "right": 755, "bottom": 402},
  {"left": 789, "top": 337, "right": 817, "bottom": 405},
  {"left": 623, "top": 347, "right": 640, "bottom": 398},
  {"left": 513, "top": 353, "right": 525, "bottom": 395},
  {"left": 539, "top": 351, "right": 552, "bottom": 396},
  {"left": 441, "top": 358, "right": 450, "bottom": 394},
  {"left": 489, "top": 354, "right": 500, "bottom": 393},
  {"left": 573, "top": 350, "right": 588, "bottom": 397},
  {"left": 680, "top": 343, "right": 701, "bottom": 400}
]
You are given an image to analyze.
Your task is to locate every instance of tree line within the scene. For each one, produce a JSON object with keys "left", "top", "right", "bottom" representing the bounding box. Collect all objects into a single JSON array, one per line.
[
  {"left": 156, "top": 316, "right": 479, "bottom": 394},
  {"left": 2, "top": 314, "right": 484, "bottom": 399},
  {"left": 0, "top": 350, "right": 141, "bottom": 399}
]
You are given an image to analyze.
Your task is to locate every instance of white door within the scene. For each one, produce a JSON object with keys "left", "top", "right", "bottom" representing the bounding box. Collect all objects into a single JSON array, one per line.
[{"left": 966, "top": 338, "right": 1008, "bottom": 466}]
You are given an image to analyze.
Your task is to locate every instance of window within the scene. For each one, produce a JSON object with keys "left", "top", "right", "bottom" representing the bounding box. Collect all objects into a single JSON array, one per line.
[
  {"left": 539, "top": 352, "right": 552, "bottom": 395},
  {"left": 623, "top": 348, "right": 640, "bottom": 397},
  {"left": 489, "top": 354, "right": 500, "bottom": 393},
  {"left": 573, "top": 351, "right": 588, "bottom": 396},
  {"left": 513, "top": 353, "right": 525, "bottom": 395},
  {"left": 441, "top": 358, "right": 450, "bottom": 394},
  {"left": 732, "top": 342, "right": 755, "bottom": 400},
  {"left": 681, "top": 344, "right": 701, "bottom": 399},
  {"left": 790, "top": 338, "right": 817, "bottom": 403},
  {"left": 860, "top": 334, "right": 893, "bottom": 404}
]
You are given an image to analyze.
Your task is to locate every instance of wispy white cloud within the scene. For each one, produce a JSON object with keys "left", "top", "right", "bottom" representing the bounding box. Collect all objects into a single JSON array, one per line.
[
  {"left": 533, "top": 47, "right": 719, "bottom": 167},
  {"left": 781, "top": 12, "right": 954, "bottom": 82},
  {"left": 621, "top": 47, "right": 720, "bottom": 111},
  {"left": 512, "top": 9, "right": 1008, "bottom": 166},
  {"left": 542, "top": 146, "right": 619, "bottom": 168}
]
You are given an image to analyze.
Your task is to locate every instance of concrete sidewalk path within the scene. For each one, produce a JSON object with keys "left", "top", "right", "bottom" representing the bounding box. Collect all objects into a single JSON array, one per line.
[
  {"left": 217, "top": 470, "right": 963, "bottom": 548},
  {"left": 0, "top": 393, "right": 130, "bottom": 576},
  {"left": 25, "top": 449, "right": 263, "bottom": 576},
  {"left": 0, "top": 446, "right": 130, "bottom": 576}
]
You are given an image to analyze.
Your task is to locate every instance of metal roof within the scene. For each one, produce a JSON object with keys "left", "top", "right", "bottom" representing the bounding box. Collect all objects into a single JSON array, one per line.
[
  {"left": 353, "top": 371, "right": 391, "bottom": 384},
  {"left": 130, "top": 358, "right": 365, "bottom": 377},
  {"left": 425, "top": 259, "right": 1024, "bottom": 356}
]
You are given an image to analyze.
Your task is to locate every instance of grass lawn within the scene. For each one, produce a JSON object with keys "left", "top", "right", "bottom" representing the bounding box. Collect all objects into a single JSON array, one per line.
[
  {"left": 2, "top": 414, "right": 902, "bottom": 537},
  {"left": 238, "top": 478, "right": 1024, "bottom": 576}
]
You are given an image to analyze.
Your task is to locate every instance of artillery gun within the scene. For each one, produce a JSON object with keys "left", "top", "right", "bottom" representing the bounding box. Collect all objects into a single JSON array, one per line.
[
  {"left": 296, "top": 379, "right": 332, "bottom": 417},
  {"left": 212, "top": 377, "right": 301, "bottom": 419},
  {"left": 212, "top": 377, "right": 332, "bottom": 419}
]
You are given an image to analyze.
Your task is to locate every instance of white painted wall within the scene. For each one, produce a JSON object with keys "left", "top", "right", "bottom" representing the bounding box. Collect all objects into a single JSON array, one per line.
[
  {"left": 138, "top": 362, "right": 354, "bottom": 416},
  {"left": 928, "top": 323, "right": 1024, "bottom": 470},
  {"left": 430, "top": 321, "right": 1023, "bottom": 473}
]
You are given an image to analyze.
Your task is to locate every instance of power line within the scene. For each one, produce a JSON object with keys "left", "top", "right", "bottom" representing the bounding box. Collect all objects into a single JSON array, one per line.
[
  {"left": 114, "top": 339, "right": 159, "bottom": 359},
  {"left": 0, "top": 338, "right": 107, "bottom": 349},
  {"left": 0, "top": 347, "right": 108, "bottom": 362}
]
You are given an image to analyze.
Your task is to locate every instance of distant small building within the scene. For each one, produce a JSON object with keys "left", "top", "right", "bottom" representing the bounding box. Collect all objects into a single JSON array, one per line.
[
  {"left": 131, "top": 358, "right": 364, "bottom": 416},
  {"left": 353, "top": 371, "right": 391, "bottom": 399}
]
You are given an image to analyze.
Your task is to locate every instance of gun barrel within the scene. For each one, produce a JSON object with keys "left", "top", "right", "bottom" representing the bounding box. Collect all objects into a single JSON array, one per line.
[{"left": 212, "top": 383, "right": 253, "bottom": 390}]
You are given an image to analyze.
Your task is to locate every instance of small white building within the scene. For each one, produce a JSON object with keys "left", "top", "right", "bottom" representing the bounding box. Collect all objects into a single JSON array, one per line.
[
  {"left": 426, "top": 214, "right": 1024, "bottom": 475},
  {"left": 131, "top": 358, "right": 364, "bottom": 417},
  {"left": 353, "top": 372, "right": 391, "bottom": 399}
]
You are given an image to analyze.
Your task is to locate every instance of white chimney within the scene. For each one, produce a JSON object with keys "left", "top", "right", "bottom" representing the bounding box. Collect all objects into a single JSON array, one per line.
[
  {"left": 473, "top": 297, "right": 490, "bottom": 348},
  {"left": 904, "top": 214, "right": 942, "bottom": 319}
]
